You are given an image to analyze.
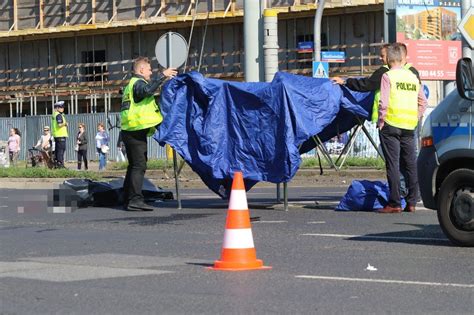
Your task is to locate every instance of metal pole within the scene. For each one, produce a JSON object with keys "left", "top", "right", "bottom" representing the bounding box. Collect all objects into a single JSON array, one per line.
[
  {"left": 313, "top": 0, "right": 326, "bottom": 62},
  {"left": 173, "top": 150, "right": 182, "bottom": 209},
  {"left": 263, "top": 9, "right": 279, "bottom": 82},
  {"left": 244, "top": 0, "right": 261, "bottom": 82},
  {"left": 461, "top": 0, "right": 473, "bottom": 59},
  {"left": 75, "top": 93, "right": 78, "bottom": 114}
]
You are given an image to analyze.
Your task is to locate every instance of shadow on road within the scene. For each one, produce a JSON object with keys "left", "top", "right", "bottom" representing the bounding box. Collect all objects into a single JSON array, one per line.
[
  {"left": 347, "top": 224, "right": 453, "bottom": 246},
  {"left": 91, "top": 212, "right": 217, "bottom": 226}
]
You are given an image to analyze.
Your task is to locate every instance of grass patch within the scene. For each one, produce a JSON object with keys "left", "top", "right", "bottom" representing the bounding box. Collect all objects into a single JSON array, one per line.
[
  {"left": 109, "top": 159, "right": 172, "bottom": 171},
  {"left": 301, "top": 156, "right": 385, "bottom": 169},
  {"left": 0, "top": 167, "right": 102, "bottom": 180}
]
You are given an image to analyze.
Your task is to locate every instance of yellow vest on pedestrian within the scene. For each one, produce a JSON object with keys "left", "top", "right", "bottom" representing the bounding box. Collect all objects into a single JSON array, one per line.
[
  {"left": 384, "top": 68, "right": 420, "bottom": 130},
  {"left": 120, "top": 77, "right": 163, "bottom": 133},
  {"left": 51, "top": 111, "right": 68, "bottom": 138}
]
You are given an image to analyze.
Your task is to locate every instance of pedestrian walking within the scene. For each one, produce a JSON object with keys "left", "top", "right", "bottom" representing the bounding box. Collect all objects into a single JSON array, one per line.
[
  {"left": 7, "top": 128, "right": 21, "bottom": 166},
  {"left": 51, "top": 101, "right": 68, "bottom": 168},
  {"left": 377, "top": 44, "right": 427, "bottom": 213},
  {"left": 35, "top": 125, "right": 54, "bottom": 168},
  {"left": 95, "top": 122, "right": 109, "bottom": 171},
  {"left": 76, "top": 123, "right": 88, "bottom": 170},
  {"left": 121, "top": 57, "right": 177, "bottom": 211}
]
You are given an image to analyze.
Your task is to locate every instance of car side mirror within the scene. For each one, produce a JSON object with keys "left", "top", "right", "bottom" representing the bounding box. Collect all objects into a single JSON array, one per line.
[{"left": 456, "top": 58, "right": 474, "bottom": 101}]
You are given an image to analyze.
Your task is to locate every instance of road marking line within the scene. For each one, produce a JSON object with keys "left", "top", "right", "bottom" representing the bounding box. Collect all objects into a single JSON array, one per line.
[
  {"left": 307, "top": 221, "right": 326, "bottom": 224},
  {"left": 295, "top": 275, "right": 474, "bottom": 288},
  {"left": 253, "top": 220, "right": 287, "bottom": 224},
  {"left": 301, "top": 233, "right": 448, "bottom": 242}
]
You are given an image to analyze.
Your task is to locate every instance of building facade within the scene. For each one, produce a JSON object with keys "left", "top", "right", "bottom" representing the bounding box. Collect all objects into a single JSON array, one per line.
[{"left": 0, "top": 0, "right": 385, "bottom": 117}]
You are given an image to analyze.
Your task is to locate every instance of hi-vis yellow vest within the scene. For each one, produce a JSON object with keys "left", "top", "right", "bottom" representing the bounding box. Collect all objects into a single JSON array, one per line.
[
  {"left": 371, "top": 65, "right": 389, "bottom": 123},
  {"left": 371, "top": 64, "right": 416, "bottom": 122},
  {"left": 384, "top": 68, "right": 420, "bottom": 130},
  {"left": 121, "top": 77, "right": 163, "bottom": 132},
  {"left": 51, "top": 111, "right": 68, "bottom": 138}
]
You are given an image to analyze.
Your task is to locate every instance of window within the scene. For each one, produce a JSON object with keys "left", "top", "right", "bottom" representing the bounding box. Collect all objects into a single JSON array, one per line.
[{"left": 81, "top": 50, "right": 107, "bottom": 82}]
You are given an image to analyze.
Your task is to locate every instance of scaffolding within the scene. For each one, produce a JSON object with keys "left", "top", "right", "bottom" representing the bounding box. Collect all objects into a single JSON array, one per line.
[{"left": 0, "top": 0, "right": 385, "bottom": 117}]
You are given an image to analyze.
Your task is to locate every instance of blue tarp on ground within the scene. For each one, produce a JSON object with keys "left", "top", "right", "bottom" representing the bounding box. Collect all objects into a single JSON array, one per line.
[
  {"left": 154, "top": 71, "right": 373, "bottom": 196},
  {"left": 336, "top": 180, "right": 406, "bottom": 211}
]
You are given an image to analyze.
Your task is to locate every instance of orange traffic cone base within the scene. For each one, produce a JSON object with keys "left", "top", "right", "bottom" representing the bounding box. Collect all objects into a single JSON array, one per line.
[{"left": 208, "top": 259, "right": 271, "bottom": 271}]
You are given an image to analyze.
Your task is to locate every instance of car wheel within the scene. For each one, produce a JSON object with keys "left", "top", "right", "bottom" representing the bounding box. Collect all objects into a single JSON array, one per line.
[{"left": 438, "top": 168, "right": 474, "bottom": 247}]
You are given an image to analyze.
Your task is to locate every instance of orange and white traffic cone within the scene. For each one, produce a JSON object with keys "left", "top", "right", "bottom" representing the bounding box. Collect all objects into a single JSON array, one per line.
[{"left": 209, "top": 171, "right": 271, "bottom": 271}]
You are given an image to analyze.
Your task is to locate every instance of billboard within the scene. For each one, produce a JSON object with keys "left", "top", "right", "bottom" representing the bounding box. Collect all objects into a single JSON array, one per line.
[{"left": 396, "top": 0, "right": 462, "bottom": 80}]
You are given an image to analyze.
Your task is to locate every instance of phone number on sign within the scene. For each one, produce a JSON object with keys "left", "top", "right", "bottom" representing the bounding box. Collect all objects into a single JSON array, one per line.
[{"left": 420, "top": 70, "right": 444, "bottom": 78}]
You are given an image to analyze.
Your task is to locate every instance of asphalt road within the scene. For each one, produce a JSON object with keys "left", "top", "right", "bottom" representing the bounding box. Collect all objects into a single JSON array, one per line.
[{"left": 1, "top": 185, "right": 473, "bottom": 314}]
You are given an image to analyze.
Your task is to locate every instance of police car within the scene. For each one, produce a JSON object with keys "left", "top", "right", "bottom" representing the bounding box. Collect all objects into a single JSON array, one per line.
[{"left": 417, "top": 58, "right": 474, "bottom": 246}]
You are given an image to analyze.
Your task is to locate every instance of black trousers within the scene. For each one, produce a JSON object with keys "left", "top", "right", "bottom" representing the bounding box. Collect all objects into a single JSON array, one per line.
[
  {"left": 77, "top": 149, "right": 88, "bottom": 170},
  {"left": 54, "top": 137, "right": 66, "bottom": 167},
  {"left": 379, "top": 124, "right": 418, "bottom": 207},
  {"left": 122, "top": 129, "right": 149, "bottom": 204}
]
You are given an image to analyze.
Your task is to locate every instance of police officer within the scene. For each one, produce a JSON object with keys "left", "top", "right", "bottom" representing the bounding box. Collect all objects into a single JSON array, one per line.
[
  {"left": 332, "top": 43, "right": 420, "bottom": 123},
  {"left": 121, "top": 57, "right": 177, "bottom": 211},
  {"left": 377, "top": 44, "right": 427, "bottom": 213},
  {"left": 51, "top": 101, "right": 68, "bottom": 168}
]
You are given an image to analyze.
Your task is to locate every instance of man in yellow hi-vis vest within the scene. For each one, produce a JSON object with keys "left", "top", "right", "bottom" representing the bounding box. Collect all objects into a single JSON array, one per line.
[
  {"left": 332, "top": 43, "right": 420, "bottom": 122},
  {"left": 51, "top": 101, "right": 68, "bottom": 168},
  {"left": 377, "top": 44, "right": 427, "bottom": 213},
  {"left": 121, "top": 57, "right": 176, "bottom": 211}
]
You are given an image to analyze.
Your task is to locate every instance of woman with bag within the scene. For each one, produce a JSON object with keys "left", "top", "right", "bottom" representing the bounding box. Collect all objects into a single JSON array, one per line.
[
  {"left": 76, "top": 123, "right": 88, "bottom": 170},
  {"left": 95, "top": 122, "right": 109, "bottom": 171}
]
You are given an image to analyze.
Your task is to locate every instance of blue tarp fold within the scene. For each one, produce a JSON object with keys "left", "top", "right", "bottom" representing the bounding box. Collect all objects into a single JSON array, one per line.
[
  {"left": 154, "top": 71, "right": 373, "bottom": 196},
  {"left": 336, "top": 180, "right": 406, "bottom": 211}
]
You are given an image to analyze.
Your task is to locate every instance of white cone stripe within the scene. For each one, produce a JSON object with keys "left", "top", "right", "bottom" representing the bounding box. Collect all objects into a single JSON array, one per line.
[
  {"left": 228, "top": 190, "right": 249, "bottom": 210},
  {"left": 222, "top": 228, "right": 255, "bottom": 249}
]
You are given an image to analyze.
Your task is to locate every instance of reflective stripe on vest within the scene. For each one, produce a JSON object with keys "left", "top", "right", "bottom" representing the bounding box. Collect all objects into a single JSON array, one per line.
[
  {"left": 385, "top": 68, "right": 420, "bottom": 130},
  {"left": 371, "top": 65, "right": 389, "bottom": 123},
  {"left": 120, "top": 77, "right": 163, "bottom": 132},
  {"left": 51, "top": 111, "right": 68, "bottom": 138}
]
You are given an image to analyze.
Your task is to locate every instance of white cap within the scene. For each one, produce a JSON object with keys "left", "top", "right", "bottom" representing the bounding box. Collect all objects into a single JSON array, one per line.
[{"left": 54, "top": 101, "right": 65, "bottom": 107}]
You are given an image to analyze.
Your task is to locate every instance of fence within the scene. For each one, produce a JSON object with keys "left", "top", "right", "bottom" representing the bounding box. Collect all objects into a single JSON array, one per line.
[
  {"left": 0, "top": 112, "right": 381, "bottom": 163},
  {"left": 0, "top": 113, "right": 167, "bottom": 162}
]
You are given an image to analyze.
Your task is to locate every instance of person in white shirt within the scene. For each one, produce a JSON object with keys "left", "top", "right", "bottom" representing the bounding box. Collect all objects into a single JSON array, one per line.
[{"left": 95, "top": 122, "right": 110, "bottom": 171}]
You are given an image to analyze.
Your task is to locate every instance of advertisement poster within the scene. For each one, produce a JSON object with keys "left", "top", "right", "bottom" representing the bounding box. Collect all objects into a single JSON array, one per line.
[{"left": 396, "top": 0, "right": 462, "bottom": 80}]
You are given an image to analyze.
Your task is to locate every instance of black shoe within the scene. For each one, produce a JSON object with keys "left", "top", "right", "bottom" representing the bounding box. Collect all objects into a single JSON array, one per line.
[{"left": 126, "top": 200, "right": 156, "bottom": 211}]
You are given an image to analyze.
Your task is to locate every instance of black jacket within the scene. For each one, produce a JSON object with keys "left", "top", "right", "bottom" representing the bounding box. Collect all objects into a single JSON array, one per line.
[
  {"left": 132, "top": 74, "right": 166, "bottom": 103},
  {"left": 345, "top": 65, "right": 421, "bottom": 92},
  {"left": 77, "top": 131, "right": 88, "bottom": 151}
]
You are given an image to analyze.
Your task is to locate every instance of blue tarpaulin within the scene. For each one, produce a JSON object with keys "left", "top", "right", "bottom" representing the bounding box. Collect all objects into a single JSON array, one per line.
[
  {"left": 336, "top": 180, "right": 406, "bottom": 211},
  {"left": 154, "top": 71, "right": 373, "bottom": 196}
]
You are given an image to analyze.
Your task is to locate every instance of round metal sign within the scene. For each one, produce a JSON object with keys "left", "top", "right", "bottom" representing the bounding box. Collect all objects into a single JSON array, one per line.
[{"left": 155, "top": 32, "right": 188, "bottom": 69}]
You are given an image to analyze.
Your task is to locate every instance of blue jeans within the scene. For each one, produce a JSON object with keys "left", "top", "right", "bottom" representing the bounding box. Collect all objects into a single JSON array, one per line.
[{"left": 97, "top": 148, "right": 106, "bottom": 170}]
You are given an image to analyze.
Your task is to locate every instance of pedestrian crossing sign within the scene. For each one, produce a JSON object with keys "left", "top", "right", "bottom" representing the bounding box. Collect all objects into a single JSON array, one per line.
[{"left": 312, "top": 61, "right": 329, "bottom": 78}]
